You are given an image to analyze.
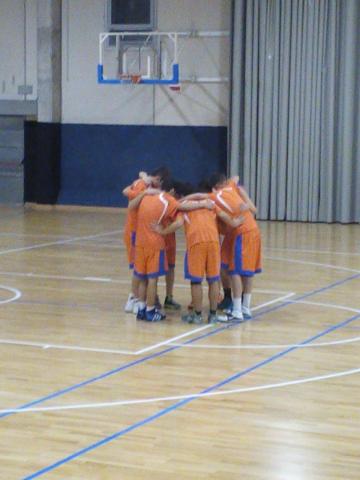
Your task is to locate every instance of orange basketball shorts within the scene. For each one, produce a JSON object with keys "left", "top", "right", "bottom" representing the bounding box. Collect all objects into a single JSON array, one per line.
[
  {"left": 228, "top": 229, "right": 262, "bottom": 277},
  {"left": 134, "top": 246, "right": 168, "bottom": 279},
  {"left": 184, "top": 241, "right": 220, "bottom": 283}
]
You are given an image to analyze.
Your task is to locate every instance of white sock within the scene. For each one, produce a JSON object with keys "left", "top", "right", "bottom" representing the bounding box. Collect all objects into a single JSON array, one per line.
[
  {"left": 128, "top": 293, "right": 136, "bottom": 301},
  {"left": 233, "top": 297, "right": 242, "bottom": 312},
  {"left": 138, "top": 301, "right": 146, "bottom": 310},
  {"left": 242, "top": 294, "right": 251, "bottom": 309},
  {"left": 146, "top": 305, "right": 155, "bottom": 311}
]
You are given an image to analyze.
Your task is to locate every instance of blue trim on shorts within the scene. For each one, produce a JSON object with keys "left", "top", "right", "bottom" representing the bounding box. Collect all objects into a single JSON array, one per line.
[
  {"left": 131, "top": 231, "right": 136, "bottom": 246},
  {"left": 207, "top": 275, "right": 220, "bottom": 284},
  {"left": 129, "top": 263, "right": 134, "bottom": 270},
  {"left": 238, "top": 268, "right": 262, "bottom": 277},
  {"left": 228, "top": 235, "right": 261, "bottom": 277},
  {"left": 134, "top": 270, "right": 167, "bottom": 280},
  {"left": 158, "top": 250, "right": 167, "bottom": 276},
  {"left": 221, "top": 262, "right": 229, "bottom": 270},
  {"left": 133, "top": 270, "right": 147, "bottom": 280},
  {"left": 184, "top": 252, "right": 203, "bottom": 283},
  {"left": 187, "top": 275, "right": 203, "bottom": 282},
  {"left": 147, "top": 271, "right": 166, "bottom": 279},
  {"left": 233, "top": 270, "right": 255, "bottom": 277},
  {"left": 134, "top": 250, "right": 168, "bottom": 279}
]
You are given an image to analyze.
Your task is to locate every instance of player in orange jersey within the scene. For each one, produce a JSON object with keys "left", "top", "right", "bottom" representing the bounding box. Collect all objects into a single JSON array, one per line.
[
  {"left": 153, "top": 182, "right": 244, "bottom": 324},
  {"left": 122, "top": 168, "right": 169, "bottom": 313},
  {"left": 214, "top": 176, "right": 257, "bottom": 312},
  {"left": 128, "top": 178, "right": 213, "bottom": 322},
  {"left": 207, "top": 173, "right": 261, "bottom": 321}
]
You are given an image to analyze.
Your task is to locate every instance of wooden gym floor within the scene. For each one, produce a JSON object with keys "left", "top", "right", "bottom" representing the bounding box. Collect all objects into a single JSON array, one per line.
[{"left": 0, "top": 205, "right": 359, "bottom": 479}]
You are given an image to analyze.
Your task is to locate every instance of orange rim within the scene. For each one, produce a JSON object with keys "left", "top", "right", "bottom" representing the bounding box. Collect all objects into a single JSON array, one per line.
[{"left": 131, "top": 75, "right": 142, "bottom": 84}]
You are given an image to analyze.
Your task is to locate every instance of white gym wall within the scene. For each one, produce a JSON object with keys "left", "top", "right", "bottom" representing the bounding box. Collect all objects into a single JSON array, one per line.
[{"left": 62, "top": 0, "right": 231, "bottom": 126}]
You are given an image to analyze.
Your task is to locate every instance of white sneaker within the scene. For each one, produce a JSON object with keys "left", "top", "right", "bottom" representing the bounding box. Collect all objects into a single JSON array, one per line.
[
  {"left": 228, "top": 309, "right": 244, "bottom": 322},
  {"left": 210, "top": 312, "right": 229, "bottom": 323},
  {"left": 242, "top": 306, "right": 252, "bottom": 319},
  {"left": 124, "top": 297, "right": 137, "bottom": 313},
  {"left": 132, "top": 301, "right": 140, "bottom": 314},
  {"left": 216, "top": 311, "right": 242, "bottom": 323}
]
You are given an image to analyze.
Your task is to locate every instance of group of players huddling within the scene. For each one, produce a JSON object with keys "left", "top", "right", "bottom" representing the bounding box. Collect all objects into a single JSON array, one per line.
[{"left": 122, "top": 167, "right": 262, "bottom": 324}]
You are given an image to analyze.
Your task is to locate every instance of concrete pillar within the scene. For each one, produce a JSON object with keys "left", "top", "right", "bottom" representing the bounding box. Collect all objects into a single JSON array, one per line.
[
  {"left": 25, "top": 0, "right": 61, "bottom": 204},
  {"left": 37, "top": 0, "right": 61, "bottom": 122},
  {"left": 229, "top": 0, "right": 245, "bottom": 177}
]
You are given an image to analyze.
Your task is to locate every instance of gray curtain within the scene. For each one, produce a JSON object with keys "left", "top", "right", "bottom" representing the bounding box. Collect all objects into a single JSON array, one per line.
[{"left": 230, "top": 0, "right": 360, "bottom": 223}]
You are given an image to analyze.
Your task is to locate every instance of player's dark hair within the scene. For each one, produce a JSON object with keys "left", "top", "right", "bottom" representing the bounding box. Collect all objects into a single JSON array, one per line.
[
  {"left": 207, "top": 172, "right": 227, "bottom": 190},
  {"left": 161, "top": 177, "right": 175, "bottom": 192},
  {"left": 172, "top": 181, "right": 194, "bottom": 197},
  {"left": 150, "top": 166, "right": 171, "bottom": 180},
  {"left": 197, "top": 179, "right": 212, "bottom": 193}
]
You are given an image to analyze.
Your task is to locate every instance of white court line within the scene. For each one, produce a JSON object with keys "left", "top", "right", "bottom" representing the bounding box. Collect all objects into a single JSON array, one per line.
[
  {"left": 169, "top": 300, "right": 360, "bottom": 350},
  {"left": 0, "top": 270, "right": 191, "bottom": 288},
  {"left": 264, "top": 246, "right": 360, "bottom": 257},
  {"left": 0, "top": 285, "right": 22, "bottom": 304},
  {"left": 84, "top": 277, "right": 113, "bottom": 282},
  {"left": 1, "top": 366, "right": 359, "bottom": 414},
  {"left": 0, "top": 292, "right": 294, "bottom": 355},
  {"left": 0, "top": 230, "right": 123, "bottom": 256},
  {"left": 266, "top": 256, "right": 360, "bottom": 274},
  {"left": 0, "top": 271, "right": 117, "bottom": 284},
  {"left": 0, "top": 269, "right": 296, "bottom": 297},
  {"left": 133, "top": 293, "right": 295, "bottom": 355},
  {"left": 133, "top": 324, "right": 213, "bottom": 355},
  {"left": 0, "top": 231, "right": 123, "bottom": 240},
  {"left": 247, "top": 292, "right": 295, "bottom": 310},
  {"left": 0, "top": 233, "right": 74, "bottom": 238},
  {"left": 73, "top": 243, "right": 122, "bottom": 250},
  {"left": 0, "top": 339, "right": 135, "bottom": 355},
  {"left": 292, "top": 300, "right": 360, "bottom": 314},
  {"left": 170, "top": 336, "right": 360, "bottom": 350}
]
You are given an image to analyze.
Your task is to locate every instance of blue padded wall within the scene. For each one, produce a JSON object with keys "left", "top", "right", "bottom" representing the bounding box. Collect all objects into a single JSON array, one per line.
[{"left": 58, "top": 123, "right": 227, "bottom": 207}]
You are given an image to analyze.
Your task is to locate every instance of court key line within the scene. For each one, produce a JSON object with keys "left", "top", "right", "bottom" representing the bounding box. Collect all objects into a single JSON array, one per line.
[
  {"left": 0, "top": 230, "right": 123, "bottom": 256},
  {"left": 0, "top": 285, "right": 22, "bottom": 305},
  {"left": 169, "top": 300, "right": 360, "bottom": 350},
  {"left": 1, "top": 272, "right": 359, "bottom": 426},
  {"left": 22, "top": 308, "right": 360, "bottom": 479},
  {"left": 0, "top": 268, "right": 296, "bottom": 295},
  {"left": 264, "top": 245, "right": 360, "bottom": 257},
  {"left": 133, "top": 292, "right": 295, "bottom": 355},
  {"left": 0, "top": 293, "right": 294, "bottom": 356},
  {"left": 0, "top": 290, "right": 292, "bottom": 356},
  {"left": 266, "top": 255, "right": 360, "bottom": 274},
  {"left": 2, "top": 365, "right": 359, "bottom": 415}
]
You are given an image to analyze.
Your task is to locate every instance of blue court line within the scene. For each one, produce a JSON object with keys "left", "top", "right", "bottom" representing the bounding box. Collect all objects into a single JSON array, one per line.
[
  {"left": 23, "top": 309, "right": 360, "bottom": 479},
  {"left": 2, "top": 272, "right": 359, "bottom": 421}
]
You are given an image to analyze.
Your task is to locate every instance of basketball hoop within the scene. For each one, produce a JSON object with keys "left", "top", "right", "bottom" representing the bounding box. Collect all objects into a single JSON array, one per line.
[
  {"left": 99, "top": 32, "right": 180, "bottom": 86},
  {"left": 117, "top": 73, "right": 142, "bottom": 84}
]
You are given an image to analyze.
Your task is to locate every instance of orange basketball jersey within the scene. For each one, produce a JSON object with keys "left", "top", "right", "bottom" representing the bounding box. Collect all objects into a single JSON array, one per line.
[
  {"left": 181, "top": 204, "right": 221, "bottom": 248},
  {"left": 136, "top": 192, "right": 179, "bottom": 250},
  {"left": 211, "top": 180, "right": 258, "bottom": 234},
  {"left": 123, "top": 179, "right": 148, "bottom": 267},
  {"left": 123, "top": 179, "right": 147, "bottom": 236}
]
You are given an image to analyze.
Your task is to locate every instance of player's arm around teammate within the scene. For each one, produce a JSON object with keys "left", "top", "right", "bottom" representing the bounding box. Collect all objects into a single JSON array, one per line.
[
  {"left": 122, "top": 169, "right": 168, "bottom": 315},
  {"left": 153, "top": 198, "right": 244, "bottom": 325},
  {"left": 208, "top": 173, "right": 262, "bottom": 321}
]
